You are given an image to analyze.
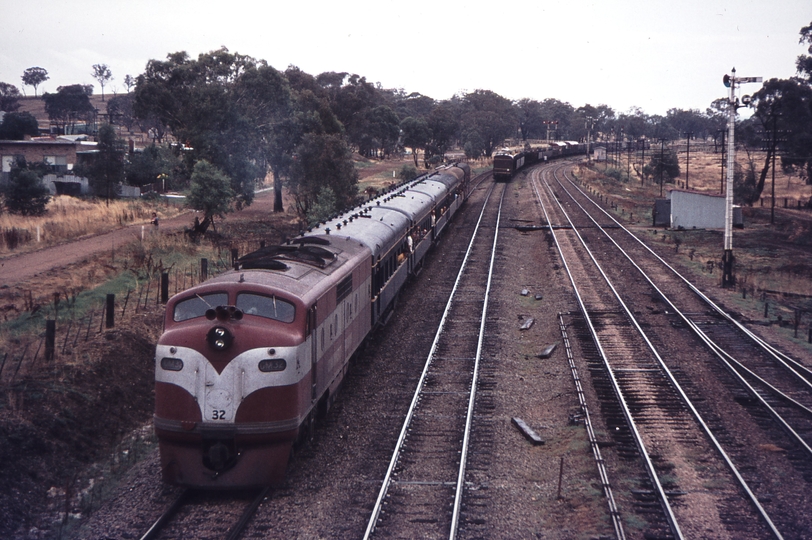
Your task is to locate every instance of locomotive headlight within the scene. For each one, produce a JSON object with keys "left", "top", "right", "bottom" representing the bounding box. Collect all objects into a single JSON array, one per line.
[
  {"left": 206, "top": 326, "right": 233, "bottom": 351},
  {"left": 258, "top": 358, "right": 287, "bottom": 372},
  {"left": 161, "top": 357, "right": 184, "bottom": 371}
]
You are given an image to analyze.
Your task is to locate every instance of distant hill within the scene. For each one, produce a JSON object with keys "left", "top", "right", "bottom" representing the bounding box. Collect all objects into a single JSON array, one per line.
[{"left": 15, "top": 94, "right": 149, "bottom": 144}]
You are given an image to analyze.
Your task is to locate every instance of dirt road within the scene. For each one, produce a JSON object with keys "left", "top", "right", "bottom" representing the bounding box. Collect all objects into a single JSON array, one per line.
[{"left": 0, "top": 189, "right": 277, "bottom": 288}]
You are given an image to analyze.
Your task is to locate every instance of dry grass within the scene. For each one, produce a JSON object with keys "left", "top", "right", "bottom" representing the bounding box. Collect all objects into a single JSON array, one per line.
[
  {"left": 575, "top": 145, "right": 812, "bottom": 354},
  {"left": 0, "top": 196, "right": 183, "bottom": 255}
]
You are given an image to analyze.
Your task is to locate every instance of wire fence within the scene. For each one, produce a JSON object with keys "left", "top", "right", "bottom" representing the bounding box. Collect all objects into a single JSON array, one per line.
[{"left": 0, "top": 238, "right": 269, "bottom": 389}]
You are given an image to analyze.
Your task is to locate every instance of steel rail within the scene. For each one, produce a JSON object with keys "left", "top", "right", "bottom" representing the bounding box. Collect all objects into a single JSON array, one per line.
[
  {"left": 560, "top": 170, "right": 812, "bottom": 386},
  {"left": 558, "top": 312, "right": 627, "bottom": 540},
  {"left": 449, "top": 184, "right": 505, "bottom": 539},
  {"left": 225, "top": 487, "right": 270, "bottom": 540},
  {"left": 545, "top": 165, "right": 784, "bottom": 538},
  {"left": 363, "top": 182, "right": 499, "bottom": 539},
  {"left": 553, "top": 169, "right": 812, "bottom": 455},
  {"left": 529, "top": 167, "right": 685, "bottom": 540},
  {"left": 139, "top": 489, "right": 190, "bottom": 540}
]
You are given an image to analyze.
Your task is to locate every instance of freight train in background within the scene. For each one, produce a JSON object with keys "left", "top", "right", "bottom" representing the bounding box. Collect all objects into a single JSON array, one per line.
[
  {"left": 492, "top": 140, "right": 588, "bottom": 181},
  {"left": 153, "top": 162, "right": 471, "bottom": 488}
]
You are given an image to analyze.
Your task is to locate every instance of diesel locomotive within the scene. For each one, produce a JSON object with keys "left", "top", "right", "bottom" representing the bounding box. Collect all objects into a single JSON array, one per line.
[
  {"left": 492, "top": 141, "right": 587, "bottom": 181},
  {"left": 153, "top": 162, "right": 470, "bottom": 488}
]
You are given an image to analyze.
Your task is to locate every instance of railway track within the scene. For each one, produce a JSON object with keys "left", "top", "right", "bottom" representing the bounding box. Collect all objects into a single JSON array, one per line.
[
  {"left": 541, "top": 165, "right": 812, "bottom": 537},
  {"left": 532, "top": 163, "right": 782, "bottom": 539},
  {"left": 554, "top": 168, "right": 812, "bottom": 465},
  {"left": 363, "top": 181, "right": 506, "bottom": 539},
  {"left": 139, "top": 487, "right": 269, "bottom": 540}
]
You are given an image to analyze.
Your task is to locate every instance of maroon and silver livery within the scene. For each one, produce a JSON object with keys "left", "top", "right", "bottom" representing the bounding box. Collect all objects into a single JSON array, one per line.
[{"left": 154, "top": 163, "right": 470, "bottom": 488}]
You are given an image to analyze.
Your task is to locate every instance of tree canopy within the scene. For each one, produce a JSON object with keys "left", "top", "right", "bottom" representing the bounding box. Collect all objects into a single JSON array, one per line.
[
  {"left": 21, "top": 67, "right": 49, "bottom": 97},
  {"left": 0, "top": 111, "right": 40, "bottom": 140},
  {"left": 289, "top": 132, "right": 358, "bottom": 224},
  {"left": 187, "top": 160, "right": 235, "bottom": 230},
  {"left": 84, "top": 124, "right": 125, "bottom": 203},
  {"left": 43, "top": 84, "right": 95, "bottom": 134},
  {"left": 91, "top": 64, "right": 113, "bottom": 101},
  {"left": 134, "top": 48, "right": 270, "bottom": 209},
  {"left": 751, "top": 77, "right": 812, "bottom": 192},
  {"left": 3, "top": 158, "right": 51, "bottom": 216},
  {"left": 0, "top": 82, "right": 21, "bottom": 112},
  {"left": 460, "top": 90, "right": 516, "bottom": 157}
]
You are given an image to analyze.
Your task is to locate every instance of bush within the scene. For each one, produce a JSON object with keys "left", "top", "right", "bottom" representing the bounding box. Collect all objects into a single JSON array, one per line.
[
  {"left": 4, "top": 159, "right": 50, "bottom": 216},
  {"left": 398, "top": 164, "right": 419, "bottom": 181}
]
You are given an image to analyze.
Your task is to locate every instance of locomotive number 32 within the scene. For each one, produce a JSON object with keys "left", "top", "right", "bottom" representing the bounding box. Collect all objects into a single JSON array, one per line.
[{"left": 212, "top": 410, "right": 226, "bottom": 420}]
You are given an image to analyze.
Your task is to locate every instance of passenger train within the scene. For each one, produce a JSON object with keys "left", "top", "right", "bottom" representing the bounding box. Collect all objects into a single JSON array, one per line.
[
  {"left": 492, "top": 141, "right": 587, "bottom": 181},
  {"left": 153, "top": 163, "right": 470, "bottom": 488}
]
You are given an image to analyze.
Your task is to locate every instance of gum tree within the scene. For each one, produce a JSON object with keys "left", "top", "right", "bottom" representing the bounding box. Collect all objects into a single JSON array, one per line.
[{"left": 21, "top": 67, "right": 49, "bottom": 97}]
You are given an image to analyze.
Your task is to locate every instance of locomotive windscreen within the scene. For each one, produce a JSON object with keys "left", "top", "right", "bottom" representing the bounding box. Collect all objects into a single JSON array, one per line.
[{"left": 173, "top": 293, "right": 229, "bottom": 322}]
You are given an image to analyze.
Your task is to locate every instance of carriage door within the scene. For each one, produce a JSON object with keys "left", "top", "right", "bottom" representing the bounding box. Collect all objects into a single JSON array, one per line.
[{"left": 309, "top": 306, "right": 318, "bottom": 402}]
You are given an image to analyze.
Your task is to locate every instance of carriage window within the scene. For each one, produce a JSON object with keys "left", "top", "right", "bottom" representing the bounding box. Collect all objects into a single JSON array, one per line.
[
  {"left": 236, "top": 293, "right": 296, "bottom": 323},
  {"left": 173, "top": 293, "right": 229, "bottom": 322}
]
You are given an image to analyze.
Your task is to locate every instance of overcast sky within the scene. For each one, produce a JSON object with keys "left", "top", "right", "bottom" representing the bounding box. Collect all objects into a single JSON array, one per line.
[{"left": 1, "top": 0, "right": 810, "bottom": 116}]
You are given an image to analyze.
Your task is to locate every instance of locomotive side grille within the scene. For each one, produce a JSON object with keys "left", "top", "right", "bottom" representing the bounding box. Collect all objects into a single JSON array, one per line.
[{"left": 336, "top": 274, "right": 353, "bottom": 303}]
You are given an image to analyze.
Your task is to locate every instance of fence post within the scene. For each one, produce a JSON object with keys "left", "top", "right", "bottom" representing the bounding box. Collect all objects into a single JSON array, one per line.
[
  {"left": 106, "top": 294, "right": 115, "bottom": 329},
  {"left": 201, "top": 258, "right": 208, "bottom": 281},
  {"left": 161, "top": 272, "right": 169, "bottom": 304},
  {"left": 45, "top": 320, "right": 56, "bottom": 362}
]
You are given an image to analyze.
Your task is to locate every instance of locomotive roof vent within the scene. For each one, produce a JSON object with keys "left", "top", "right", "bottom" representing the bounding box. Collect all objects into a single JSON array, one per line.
[{"left": 236, "top": 240, "right": 335, "bottom": 270}]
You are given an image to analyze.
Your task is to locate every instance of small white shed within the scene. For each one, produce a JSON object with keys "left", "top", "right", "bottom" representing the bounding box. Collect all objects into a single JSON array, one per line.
[{"left": 668, "top": 189, "right": 742, "bottom": 229}]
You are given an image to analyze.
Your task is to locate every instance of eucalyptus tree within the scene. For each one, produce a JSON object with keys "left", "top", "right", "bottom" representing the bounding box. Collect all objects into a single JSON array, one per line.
[
  {"left": 751, "top": 78, "right": 812, "bottom": 193},
  {"left": 91, "top": 64, "right": 113, "bottom": 101},
  {"left": 515, "top": 98, "right": 545, "bottom": 141},
  {"left": 0, "top": 82, "right": 21, "bottom": 112},
  {"left": 134, "top": 48, "right": 266, "bottom": 208},
  {"left": 288, "top": 132, "right": 358, "bottom": 223},
  {"left": 426, "top": 101, "right": 460, "bottom": 164},
  {"left": 0, "top": 112, "right": 39, "bottom": 140},
  {"left": 235, "top": 62, "right": 296, "bottom": 212},
  {"left": 400, "top": 116, "right": 431, "bottom": 167},
  {"left": 21, "top": 67, "right": 49, "bottom": 97},
  {"left": 460, "top": 89, "right": 516, "bottom": 157},
  {"left": 90, "top": 124, "right": 125, "bottom": 203},
  {"left": 574, "top": 103, "right": 615, "bottom": 141},
  {"left": 537, "top": 98, "right": 575, "bottom": 140},
  {"left": 43, "top": 84, "right": 95, "bottom": 134},
  {"left": 123, "top": 74, "right": 136, "bottom": 93}
]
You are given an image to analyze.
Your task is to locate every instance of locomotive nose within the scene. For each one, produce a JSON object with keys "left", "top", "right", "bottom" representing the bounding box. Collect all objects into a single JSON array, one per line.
[
  {"left": 207, "top": 442, "right": 230, "bottom": 471},
  {"left": 206, "top": 325, "right": 234, "bottom": 351},
  {"left": 203, "top": 438, "right": 237, "bottom": 472}
]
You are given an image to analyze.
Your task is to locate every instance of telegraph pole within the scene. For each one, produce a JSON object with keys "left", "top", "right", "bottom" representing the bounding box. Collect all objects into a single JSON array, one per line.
[
  {"left": 585, "top": 116, "right": 594, "bottom": 162},
  {"left": 684, "top": 132, "right": 694, "bottom": 190},
  {"left": 658, "top": 138, "right": 667, "bottom": 197},
  {"left": 640, "top": 140, "right": 646, "bottom": 185},
  {"left": 721, "top": 67, "right": 761, "bottom": 288}
]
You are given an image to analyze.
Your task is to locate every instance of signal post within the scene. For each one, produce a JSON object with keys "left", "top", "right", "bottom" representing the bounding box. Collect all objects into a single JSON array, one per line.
[{"left": 721, "top": 68, "right": 761, "bottom": 288}]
